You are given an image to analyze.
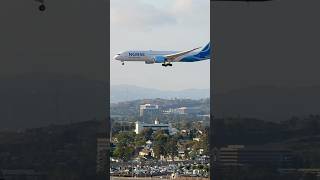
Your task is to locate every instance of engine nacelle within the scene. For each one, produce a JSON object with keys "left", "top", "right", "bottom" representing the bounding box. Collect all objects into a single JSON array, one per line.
[
  {"left": 153, "top": 56, "right": 167, "bottom": 63},
  {"left": 145, "top": 59, "right": 155, "bottom": 64}
]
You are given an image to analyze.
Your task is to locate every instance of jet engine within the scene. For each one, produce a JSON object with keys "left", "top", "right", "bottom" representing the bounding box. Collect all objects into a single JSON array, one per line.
[
  {"left": 145, "top": 59, "right": 155, "bottom": 64},
  {"left": 153, "top": 56, "right": 167, "bottom": 63}
]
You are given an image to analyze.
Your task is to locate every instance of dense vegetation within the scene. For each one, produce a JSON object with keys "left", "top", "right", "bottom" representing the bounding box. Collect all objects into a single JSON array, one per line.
[
  {"left": 1, "top": 110, "right": 320, "bottom": 179},
  {"left": 111, "top": 126, "right": 209, "bottom": 161}
]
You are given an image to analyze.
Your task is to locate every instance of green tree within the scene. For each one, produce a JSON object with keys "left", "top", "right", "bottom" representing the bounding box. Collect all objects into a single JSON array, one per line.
[
  {"left": 113, "top": 131, "right": 136, "bottom": 161},
  {"left": 200, "top": 131, "right": 209, "bottom": 155},
  {"left": 134, "top": 133, "right": 146, "bottom": 147},
  {"left": 153, "top": 131, "right": 169, "bottom": 159},
  {"left": 166, "top": 137, "right": 178, "bottom": 161},
  {"left": 140, "top": 128, "right": 153, "bottom": 141}
]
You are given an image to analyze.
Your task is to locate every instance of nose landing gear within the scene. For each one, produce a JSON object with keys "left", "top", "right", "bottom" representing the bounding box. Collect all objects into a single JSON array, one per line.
[
  {"left": 38, "top": 4, "right": 46, "bottom": 11},
  {"left": 35, "top": 0, "right": 46, "bottom": 12}
]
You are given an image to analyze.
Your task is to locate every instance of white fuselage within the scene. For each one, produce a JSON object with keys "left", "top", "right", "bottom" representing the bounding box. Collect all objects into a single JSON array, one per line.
[
  {"left": 113, "top": 42, "right": 211, "bottom": 65},
  {"left": 114, "top": 50, "right": 179, "bottom": 62}
]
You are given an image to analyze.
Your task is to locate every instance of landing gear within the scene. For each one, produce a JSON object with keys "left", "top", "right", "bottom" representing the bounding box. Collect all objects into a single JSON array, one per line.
[
  {"left": 35, "top": 0, "right": 46, "bottom": 11},
  {"left": 122, "top": 62, "right": 125, "bottom": 65},
  {"left": 162, "top": 63, "right": 172, "bottom": 67},
  {"left": 38, "top": 4, "right": 46, "bottom": 11}
]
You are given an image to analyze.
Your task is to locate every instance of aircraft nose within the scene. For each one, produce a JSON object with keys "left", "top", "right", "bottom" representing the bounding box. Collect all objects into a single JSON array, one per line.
[
  {"left": 114, "top": 55, "right": 120, "bottom": 60},
  {"left": 114, "top": 54, "right": 121, "bottom": 61}
]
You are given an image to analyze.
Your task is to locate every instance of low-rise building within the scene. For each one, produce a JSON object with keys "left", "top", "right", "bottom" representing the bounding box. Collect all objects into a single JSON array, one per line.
[
  {"left": 164, "top": 107, "right": 202, "bottom": 115},
  {"left": 174, "top": 107, "right": 201, "bottom": 115},
  {"left": 135, "top": 119, "right": 177, "bottom": 135}
]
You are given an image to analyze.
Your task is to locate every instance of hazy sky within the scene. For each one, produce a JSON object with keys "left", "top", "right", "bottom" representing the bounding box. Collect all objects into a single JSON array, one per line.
[{"left": 110, "top": 0, "right": 210, "bottom": 91}]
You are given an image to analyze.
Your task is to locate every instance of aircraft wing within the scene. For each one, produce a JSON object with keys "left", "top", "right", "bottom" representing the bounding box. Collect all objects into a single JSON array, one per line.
[{"left": 164, "top": 47, "right": 201, "bottom": 62}]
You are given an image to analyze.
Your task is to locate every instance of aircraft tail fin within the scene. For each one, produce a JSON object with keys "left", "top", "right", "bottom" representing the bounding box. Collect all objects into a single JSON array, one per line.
[{"left": 195, "top": 42, "right": 211, "bottom": 58}]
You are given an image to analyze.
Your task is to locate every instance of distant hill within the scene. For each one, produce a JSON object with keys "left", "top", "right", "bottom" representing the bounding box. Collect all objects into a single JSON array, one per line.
[
  {"left": 111, "top": 85, "right": 210, "bottom": 103},
  {"left": 4, "top": 75, "right": 320, "bottom": 129},
  {"left": 111, "top": 98, "right": 210, "bottom": 117},
  {"left": 214, "top": 85, "right": 320, "bottom": 121},
  {"left": 112, "top": 85, "right": 320, "bottom": 121}
]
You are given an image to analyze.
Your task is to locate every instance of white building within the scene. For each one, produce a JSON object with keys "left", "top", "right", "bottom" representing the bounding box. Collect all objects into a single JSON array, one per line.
[
  {"left": 175, "top": 107, "right": 201, "bottom": 115},
  {"left": 164, "top": 107, "right": 202, "bottom": 115},
  {"left": 135, "top": 119, "right": 177, "bottom": 135},
  {"left": 139, "top": 104, "right": 159, "bottom": 116}
]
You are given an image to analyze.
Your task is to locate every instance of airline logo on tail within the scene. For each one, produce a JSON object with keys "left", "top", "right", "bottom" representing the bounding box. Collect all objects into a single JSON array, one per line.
[{"left": 195, "top": 43, "right": 211, "bottom": 59}]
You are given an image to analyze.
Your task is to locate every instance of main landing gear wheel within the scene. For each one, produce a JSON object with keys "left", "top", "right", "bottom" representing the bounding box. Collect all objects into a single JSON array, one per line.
[
  {"left": 162, "top": 63, "right": 172, "bottom": 67},
  {"left": 122, "top": 62, "right": 125, "bottom": 65}
]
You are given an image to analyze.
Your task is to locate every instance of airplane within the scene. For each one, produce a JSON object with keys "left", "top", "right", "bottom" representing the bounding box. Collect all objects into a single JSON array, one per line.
[
  {"left": 114, "top": 42, "right": 211, "bottom": 67},
  {"left": 35, "top": 0, "right": 46, "bottom": 11}
]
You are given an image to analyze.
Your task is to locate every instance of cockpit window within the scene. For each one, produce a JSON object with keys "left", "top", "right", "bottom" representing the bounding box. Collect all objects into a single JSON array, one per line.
[{"left": 117, "top": 54, "right": 121, "bottom": 55}]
